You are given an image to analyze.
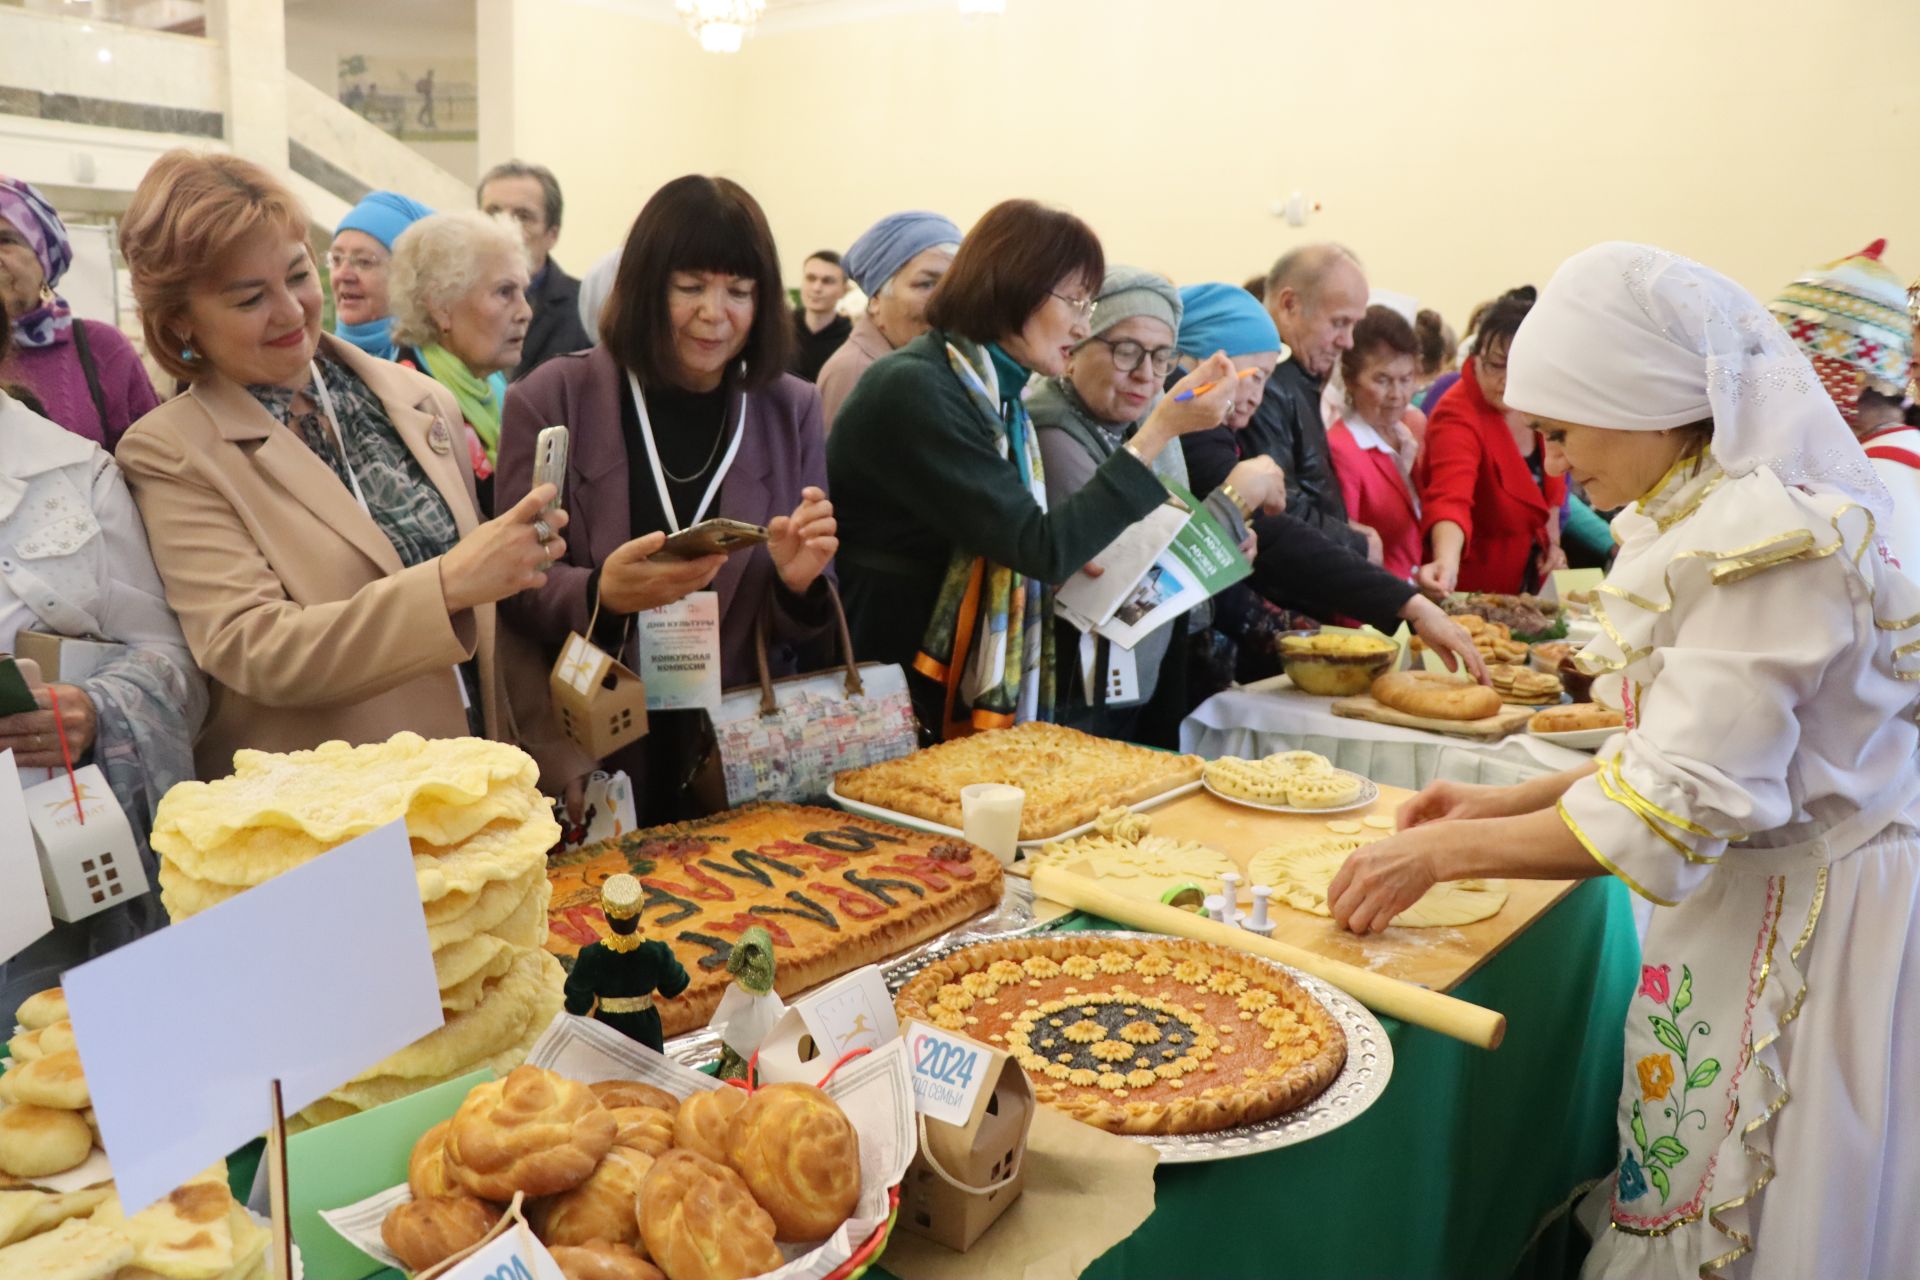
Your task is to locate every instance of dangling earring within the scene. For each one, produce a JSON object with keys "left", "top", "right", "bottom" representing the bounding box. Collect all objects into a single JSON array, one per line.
[{"left": 38, "top": 284, "right": 56, "bottom": 307}]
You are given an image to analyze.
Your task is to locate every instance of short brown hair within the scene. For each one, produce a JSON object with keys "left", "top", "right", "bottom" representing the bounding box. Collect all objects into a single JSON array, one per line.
[
  {"left": 120, "top": 150, "right": 310, "bottom": 383},
  {"left": 925, "top": 200, "right": 1103, "bottom": 344},
  {"left": 1340, "top": 305, "right": 1419, "bottom": 387},
  {"left": 602, "top": 175, "right": 791, "bottom": 391}
]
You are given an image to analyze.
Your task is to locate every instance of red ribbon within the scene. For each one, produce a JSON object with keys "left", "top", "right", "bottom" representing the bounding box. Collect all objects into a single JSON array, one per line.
[{"left": 46, "top": 685, "right": 83, "bottom": 825}]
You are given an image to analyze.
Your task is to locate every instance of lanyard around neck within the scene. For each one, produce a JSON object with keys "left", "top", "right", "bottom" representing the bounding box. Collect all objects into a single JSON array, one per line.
[
  {"left": 308, "top": 361, "right": 370, "bottom": 516},
  {"left": 626, "top": 371, "right": 748, "bottom": 534}
]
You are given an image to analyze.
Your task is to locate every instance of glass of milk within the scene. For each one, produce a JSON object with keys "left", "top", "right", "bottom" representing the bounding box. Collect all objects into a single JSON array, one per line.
[{"left": 960, "top": 783, "right": 1024, "bottom": 867}]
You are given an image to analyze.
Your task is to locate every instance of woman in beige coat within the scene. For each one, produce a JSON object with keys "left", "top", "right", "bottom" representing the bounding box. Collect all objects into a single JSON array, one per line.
[{"left": 115, "top": 151, "right": 571, "bottom": 780}]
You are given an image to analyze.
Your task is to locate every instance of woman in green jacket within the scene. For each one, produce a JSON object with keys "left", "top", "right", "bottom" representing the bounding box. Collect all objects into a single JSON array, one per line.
[{"left": 828, "top": 200, "right": 1235, "bottom": 740}]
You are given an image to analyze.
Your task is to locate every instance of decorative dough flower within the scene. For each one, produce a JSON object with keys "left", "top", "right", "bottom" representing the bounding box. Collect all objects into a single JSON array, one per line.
[
  {"left": 1022, "top": 955, "right": 1062, "bottom": 979},
  {"left": 1096, "top": 951, "right": 1134, "bottom": 974},
  {"left": 936, "top": 985, "right": 974, "bottom": 1011},
  {"left": 1119, "top": 1020, "right": 1161, "bottom": 1045},
  {"left": 1172, "top": 960, "right": 1210, "bottom": 985},
  {"left": 1205, "top": 970, "right": 1248, "bottom": 996},
  {"left": 960, "top": 972, "right": 999, "bottom": 997},
  {"left": 1134, "top": 952, "right": 1174, "bottom": 977},
  {"left": 1090, "top": 1040, "right": 1135, "bottom": 1063},
  {"left": 1062, "top": 1020, "right": 1107, "bottom": 1044},
  {"left": 988, "top": 960, "right": 1026, "bottom": 984},
  {"left": 1044, "top": 1063, "right": 1071, "bottom": 1080},
  {"left": 1067, "top": 1069, "right": 1100, "bottom": 1087},
  {"left": 1237, "top": 990, "right": 1277, "bottom": 1012},
  {"left": 1097, "top": 1072, "right": 1128, "bottom": 1090},
  {"left": 1126, "top": 1070, "right": 1157, "bottom": 1088},
  {"left": 1061, "top": 955, "right": 1100, "bottom": 979},
  {"left": 932, "top": 1009, "right": 967, "bottom": 1030}
]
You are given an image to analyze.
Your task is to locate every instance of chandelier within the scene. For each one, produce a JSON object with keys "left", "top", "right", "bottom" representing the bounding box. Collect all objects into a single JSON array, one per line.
[{"left": 676, "top": 0, "right": 765, "bottom": 53}]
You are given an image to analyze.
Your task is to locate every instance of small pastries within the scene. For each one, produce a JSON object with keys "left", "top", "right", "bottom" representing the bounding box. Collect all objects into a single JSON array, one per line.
[
  {"left": 408, "top": 1120, "right": 459, "bottom": 1200},
  {"left": 1487, "top": 664, "right": 1563, "bottom": 704},
  {"left": 530, "top": 1145, "right": 655, "bottom": 1248},
  {"left": 0, "top": 1106, "right": 92, "bottom": 1178},
  {"left": 549, "top": 1241, "right": 667, "bottom": 1280},
  {"left": 590, "top": 1081, "right": 679, "bottom": 1115},
  {"left": 608, "top": 1106, "right": 675, "bottom": 1157},
  {"left": 5, "top": 1022, "right": 75, "bottom": 1066},
  {"left": 1530, "top": 703, "right": 1624, "bottom": 734},
  {"left": 638, "top": 1150, "right": 783, "bottom": 1280},
  {"left": 0, "top": 1215, "right": 132, "bottom": 1279},
  {"left": 14, "top": 990, "right": 66, "bottom": 1033},
  {"left": 0, "top": 1052, "right": 89, "bottom": 1111},
  {"left": 380, "top": 1194, "right": 498, "bottom": 1273},
  {"left": 0, "top": 1183, "right": 114, "bottom": 1248},
  {"left": 670, "top": 1088, "right": 748, "bottom": 1165},
  {"left": 1370, "top": 671, "right": 1503, "bottom": 722},
  {"left": 1205, "top": 753, "right": 1363, "bottom": 809},
  {"left": 724, "top": 1083, "right": 861, "bottom": 1242},
  {"left": 445, "top": 1065, "right": 616, "bottom": 1200}
]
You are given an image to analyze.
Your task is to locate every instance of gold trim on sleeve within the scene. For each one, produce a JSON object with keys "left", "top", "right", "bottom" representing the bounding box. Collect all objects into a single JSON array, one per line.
[{"left": 1557, "top": 799, "right": 1680, "bottom": 907}]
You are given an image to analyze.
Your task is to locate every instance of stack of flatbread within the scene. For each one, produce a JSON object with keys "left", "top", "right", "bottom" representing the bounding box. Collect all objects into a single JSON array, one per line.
[
  {"left": 0, "top": 1161, "right": 269, "bottom": 1280},
  {"left": 151, "top": 733, "right": 566, "bottom": 1131}
]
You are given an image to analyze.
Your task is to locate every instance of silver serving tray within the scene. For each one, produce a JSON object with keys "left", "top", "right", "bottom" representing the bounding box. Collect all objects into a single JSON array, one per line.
[
  {"left": 1201, "top": 770, "right": 1381, "bottom": 816},
  {"left": 887, "top": 929, "right": 1393, "bottom": 1164}
]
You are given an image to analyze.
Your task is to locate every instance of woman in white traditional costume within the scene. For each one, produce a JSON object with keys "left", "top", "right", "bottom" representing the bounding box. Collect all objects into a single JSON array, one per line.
[{"left": 1328, "top": 242, "right": 1920, "bottom": 1279}]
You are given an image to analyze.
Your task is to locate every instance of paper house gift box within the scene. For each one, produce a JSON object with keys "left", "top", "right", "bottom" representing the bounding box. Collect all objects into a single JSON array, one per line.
[
  {"left": 26, "top": 764, "right": 148, "bottom": 923},
  {"left": 899, "top": 1032, "right": 1034, "bottom": 1252},
  {"left": 753, "top": 966, "right": 898, "bottom": 1085},
  {"left": 548, "top": 632, "right": 648, "bottom": 759}
]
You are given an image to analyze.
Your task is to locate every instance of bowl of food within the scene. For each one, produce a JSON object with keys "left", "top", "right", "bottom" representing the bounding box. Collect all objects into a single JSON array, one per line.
[{"left": 1278, "top": 630, "right": 1400, "bottom": 696}]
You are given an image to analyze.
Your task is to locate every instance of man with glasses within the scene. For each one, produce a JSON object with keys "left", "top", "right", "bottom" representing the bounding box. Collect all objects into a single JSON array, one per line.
[
  {"left": 327, "top": 190, "right": 433, "bottom": 362},
  {"left": 478, "top": 159, "right": 591, "bottom": 380},
  {"left": 1187, "top": 244, "right": 1377, "bottom": 560}
]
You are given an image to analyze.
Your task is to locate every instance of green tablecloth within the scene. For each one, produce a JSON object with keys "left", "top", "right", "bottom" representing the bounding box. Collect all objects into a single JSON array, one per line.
[{"left": 238, "top": 878, "right": 1635, "bottom": 1280}]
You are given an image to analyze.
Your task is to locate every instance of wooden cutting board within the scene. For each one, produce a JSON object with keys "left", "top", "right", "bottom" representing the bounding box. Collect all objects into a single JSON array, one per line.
[
  {"left": 1020, "top": 785, "right": 1576, "bottom": 993},
  {"left": 1330, "top": 693, "right": 1536, "bottom": 740}
]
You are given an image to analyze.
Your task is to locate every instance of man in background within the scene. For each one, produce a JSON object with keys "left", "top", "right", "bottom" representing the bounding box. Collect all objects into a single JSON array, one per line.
[
  {"left": 478, "top": 159, "right": 590, "bottom": 380},
  {"left": 791, "top": 249, "right": 851, "bottom": 382}
]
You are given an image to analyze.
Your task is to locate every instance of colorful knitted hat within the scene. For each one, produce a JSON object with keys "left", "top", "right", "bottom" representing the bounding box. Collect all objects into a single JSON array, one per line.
[{"left": 1770, "top": 239, "right": 1913, "bottom": 424}]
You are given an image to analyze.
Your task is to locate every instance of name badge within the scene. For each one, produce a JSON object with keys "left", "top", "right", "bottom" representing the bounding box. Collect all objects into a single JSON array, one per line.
[
  {"left": 637, "top": 591, "right": 722, "bottom": 712},
  {"left": 427, "top": 418, "right": 454, "bottom": 455}
]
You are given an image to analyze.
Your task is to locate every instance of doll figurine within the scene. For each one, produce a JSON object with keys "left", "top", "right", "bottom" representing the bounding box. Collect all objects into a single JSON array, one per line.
[
  {"left": 562, "top": 873, "right": 690, "bottom": 1053},
  {"left": 713, "top": 926, "right": 784, "bottom": 1081}
]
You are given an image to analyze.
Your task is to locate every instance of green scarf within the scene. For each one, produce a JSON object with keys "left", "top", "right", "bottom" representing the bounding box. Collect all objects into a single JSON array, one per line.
[
  {"left": 419, "top": 343, "right": 506, "bottom": 461},
  {"left": 912, "top": 337, "right": 1054, "bottom": 735}
]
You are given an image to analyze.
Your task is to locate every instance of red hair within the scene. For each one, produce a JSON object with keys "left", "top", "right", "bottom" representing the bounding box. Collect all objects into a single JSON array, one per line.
[{"left": 119, "top": 150, "right": 310, "bottom": 382}]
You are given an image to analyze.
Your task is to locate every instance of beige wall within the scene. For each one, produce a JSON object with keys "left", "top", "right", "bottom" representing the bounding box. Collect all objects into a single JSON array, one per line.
[{"left": 515, "top": 0, "right": 1920, "bottom": 326}]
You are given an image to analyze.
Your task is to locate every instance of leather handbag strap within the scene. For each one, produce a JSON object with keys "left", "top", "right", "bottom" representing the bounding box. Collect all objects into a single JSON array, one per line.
[{"left": 752, "top": 577, "right": 865, "bottom": 716}]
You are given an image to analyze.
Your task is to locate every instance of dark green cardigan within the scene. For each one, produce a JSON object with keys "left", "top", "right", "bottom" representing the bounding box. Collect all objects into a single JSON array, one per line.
[{"left": 826, "top": 329, "right": 1168, "bottom": 715}]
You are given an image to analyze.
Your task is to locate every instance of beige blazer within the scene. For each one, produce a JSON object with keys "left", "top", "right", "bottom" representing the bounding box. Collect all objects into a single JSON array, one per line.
[{"left": 117, "top": 335, "right": 513, "bottom": 780}]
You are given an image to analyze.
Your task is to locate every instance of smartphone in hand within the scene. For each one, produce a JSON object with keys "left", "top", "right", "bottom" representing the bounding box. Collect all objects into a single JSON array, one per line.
[{"left": 650, "top": 518, "right": 768, "bottom": 561}]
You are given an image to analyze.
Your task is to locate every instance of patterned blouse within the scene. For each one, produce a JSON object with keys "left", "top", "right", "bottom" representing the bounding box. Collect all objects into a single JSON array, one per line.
[{"left": 247, "top": 354, "right": 463, "bottom": 568}]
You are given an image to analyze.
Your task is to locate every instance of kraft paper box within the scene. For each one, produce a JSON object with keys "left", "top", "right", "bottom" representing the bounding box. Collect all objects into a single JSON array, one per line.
[
  {"left": 549, "top": 631, "right": 648, "bottom": 758},
  {"left": 15, "top": 630, "right": 123, "bottom": 684},
  {"left": 899, "top": 1034, "right": 1034, "bottom": 1253}
]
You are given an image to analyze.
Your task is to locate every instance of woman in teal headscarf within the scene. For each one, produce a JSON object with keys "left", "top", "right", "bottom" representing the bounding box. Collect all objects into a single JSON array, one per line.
[{"left": 328, "top": 190, "right": 434, "bottom": 361}]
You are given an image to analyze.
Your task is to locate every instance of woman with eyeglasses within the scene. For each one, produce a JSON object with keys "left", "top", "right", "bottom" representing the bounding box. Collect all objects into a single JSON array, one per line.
[
  {"left": 1416, "top": 291, "right": 1567, "bottom": 595},
  {"left": 326, "top": 190, "right": 434, "bottom": 362},
  {"left": 829, "top": 202, "right": 1236, "bottom": 740}
]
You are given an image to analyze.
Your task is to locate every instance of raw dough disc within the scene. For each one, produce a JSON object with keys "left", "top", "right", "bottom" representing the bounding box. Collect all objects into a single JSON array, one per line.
[
  {"left": 1325, "top": 820, "right": 1363, "bottom": 834},
  {"left": 1362, "top": 815, "right": 1396, "bottom": 830},
  {"left": 1249, "top": 839, "right": 1508, "bottom": 928},
  {"left": 1026, "top": 834, "right": 1239, "bottom": 904}
]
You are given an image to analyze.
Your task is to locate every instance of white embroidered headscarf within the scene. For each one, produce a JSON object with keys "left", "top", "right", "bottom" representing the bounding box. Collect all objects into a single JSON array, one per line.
[{"left": 1504, "top": 241, "right": 1892, "bottom": 526}]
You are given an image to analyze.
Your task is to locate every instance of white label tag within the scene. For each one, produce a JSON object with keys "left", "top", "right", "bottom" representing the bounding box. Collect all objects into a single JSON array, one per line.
[
  {"left": 796, "top": 965, "right": 899, "bottom": 1060},
  {"left": 903, "top": 1019, "right": 990, "bottom": 1126},
  {"left": 638, "top": 591, "right": 721, "bottom": 711},
  {"left": 23, "top": 765, "right": 144, "bottom": 924},
  {"left": 436, "top": 1221, "right": 567, "bottom": 1280},
  {"left": 0, "top": 754, "right": 51, "bottom": 964}
]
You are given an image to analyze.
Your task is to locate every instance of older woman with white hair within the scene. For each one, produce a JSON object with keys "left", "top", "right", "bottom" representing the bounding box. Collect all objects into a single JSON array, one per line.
[
  {"left": 816, "top": 210, "right": 961, "bottom": 426},
  {"left": 1330, "top": 243, "right": 1920, "bottom": 1280},
  {"left": 391, "top": 210, "right": 533, "bottom": 513}
]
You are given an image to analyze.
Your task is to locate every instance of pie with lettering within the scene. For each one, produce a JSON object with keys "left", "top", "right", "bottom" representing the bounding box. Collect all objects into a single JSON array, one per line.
[
  {"left": 834, "top": 722, "right": 1205, "bottom": 841},
  {"left": 895, "top": 934, "right": 1345, "bottom": 1135},
  {"left": 545, "top": 804, "right": 1003, "bottom": 1038}
]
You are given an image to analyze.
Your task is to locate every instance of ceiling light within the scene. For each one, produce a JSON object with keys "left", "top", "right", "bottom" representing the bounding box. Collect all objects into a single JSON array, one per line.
[{"left": 676, "top": 0, "right": 765, "bottom": 53}]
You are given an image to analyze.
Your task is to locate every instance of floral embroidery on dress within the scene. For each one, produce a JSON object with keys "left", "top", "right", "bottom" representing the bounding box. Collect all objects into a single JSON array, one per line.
[{"left": 1621, "top": 962, "right": 1721, "bottom": 1205}]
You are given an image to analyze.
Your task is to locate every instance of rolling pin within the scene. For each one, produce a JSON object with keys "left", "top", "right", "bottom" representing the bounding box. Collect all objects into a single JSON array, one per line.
[{"left": 1032, "top": 864, "right": 1507, "bottom": 1050}]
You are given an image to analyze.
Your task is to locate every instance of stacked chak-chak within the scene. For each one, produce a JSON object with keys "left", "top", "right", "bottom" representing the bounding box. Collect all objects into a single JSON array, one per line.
[
  {"left": 149, "top": 733, "right": 566, "bottom": 1130},
  {"left": 383, "top": 1067, "right": 862, "bottom": 1280}
]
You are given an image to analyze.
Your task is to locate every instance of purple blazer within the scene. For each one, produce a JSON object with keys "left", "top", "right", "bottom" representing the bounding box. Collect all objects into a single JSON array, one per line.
[{"left": 497, "top": 345, "right": 833, "bottom": 689}]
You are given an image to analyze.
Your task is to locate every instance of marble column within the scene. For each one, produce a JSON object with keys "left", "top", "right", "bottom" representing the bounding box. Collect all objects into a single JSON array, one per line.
[{"left": 206, "top": 0, "right": 288, "bottom": 168}]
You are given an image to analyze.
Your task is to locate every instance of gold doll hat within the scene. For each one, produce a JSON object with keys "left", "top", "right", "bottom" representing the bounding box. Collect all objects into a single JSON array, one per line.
[{"left": 601, "top": 873, "right": 642, "bottom": 921}]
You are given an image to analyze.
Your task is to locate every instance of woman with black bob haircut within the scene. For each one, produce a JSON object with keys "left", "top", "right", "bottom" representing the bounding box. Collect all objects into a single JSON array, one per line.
[{"left": 499, "top": 174, "right": 839, "bottom": 820}]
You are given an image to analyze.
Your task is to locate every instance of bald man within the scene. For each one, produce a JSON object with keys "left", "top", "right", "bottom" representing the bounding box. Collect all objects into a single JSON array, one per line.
[{"left": 1184, "top": 245, "right": 1376, "bottom": 560}]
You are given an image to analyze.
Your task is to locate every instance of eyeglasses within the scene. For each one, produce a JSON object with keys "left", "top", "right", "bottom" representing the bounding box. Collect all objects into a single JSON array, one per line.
[
  {"left": 326, "top": 250, "right": 387, "bottom": 274},
  {"left": 1050, "top": 290, "right": 1096, "bottom": 322},
  {"left": 1088, "top": 336, "right": 1178, "bottom": 377}
]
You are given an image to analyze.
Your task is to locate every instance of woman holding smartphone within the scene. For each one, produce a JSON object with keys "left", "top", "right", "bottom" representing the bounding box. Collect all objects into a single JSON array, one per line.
[{"left": 497, "top": 175, "right": 837, "bottom": 821}]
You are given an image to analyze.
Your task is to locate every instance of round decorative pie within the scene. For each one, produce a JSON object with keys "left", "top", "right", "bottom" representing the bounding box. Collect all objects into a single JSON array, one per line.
[{"left": 894, "top": 935, "right": 1346, "bottom": 1136}]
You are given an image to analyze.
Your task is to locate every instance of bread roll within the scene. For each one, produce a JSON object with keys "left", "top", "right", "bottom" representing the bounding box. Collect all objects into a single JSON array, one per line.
[
  {"left": 549, "top": 1241, "right": 666, "bottom": 1280},
  {"left": 408, "top": 1120, "right": 458, "bottom": 1200},
  {"left": 530, "top": 1145, "right": 654, "bottom": 1248},
  {"left": 0, "top": 1051, "right": 90, "bottom": 1110},
  {"left": 445, "top": 1066, "right": 616, "bottom": 1200},
  {"left": 1529, "top": 703, "right": 1624, "bottom": 734},
  {"left": 723, "top": 1083, "right": 860, "bottom": 1242},
  {"left": 380, "top": 1195, "right": 497, "bottom": 1273},
  {"left": 0, "top": 1105, "right": 93, "bottom": 1178},
  {"left": 590, "top": 1081, "right": 679, "bottom": 1115},
  {"left": 669, "top": 1088, "right": 747, "bottom": 1164},
  {"left": 14, "top": 989, "right": 66, "bottom": 1032},
  {"left": 637, "top": 1150, "right": 782, "bottom": 1280},
  {"left": 1370, "top": 672, "right": 1503, "bottom": 722},
  {"left": 609, "top": 1106, "right": 675, "bottom": 1157}
]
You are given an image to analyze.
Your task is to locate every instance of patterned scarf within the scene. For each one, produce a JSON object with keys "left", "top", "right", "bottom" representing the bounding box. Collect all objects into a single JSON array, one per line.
[
  {"left": 0, "top": 177, "right": 74, "bottom": 350},
  {"left": 912, "top": 337, "right": 1053, "bottom": 735},
  {"left": 419, "top": 342, "right": 505, "bottom": 461}
]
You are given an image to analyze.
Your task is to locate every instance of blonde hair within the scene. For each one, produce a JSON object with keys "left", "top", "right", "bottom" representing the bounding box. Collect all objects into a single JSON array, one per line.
[
  {"left": 388, "top": 211, "right": 529, "bottom": 349},
  {"left": 119, "top": 150, "right": 311, "bottom": 383}
]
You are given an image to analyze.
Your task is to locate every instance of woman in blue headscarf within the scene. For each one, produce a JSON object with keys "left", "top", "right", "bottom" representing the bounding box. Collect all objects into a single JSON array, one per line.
[
  {"left": 328, "top": 190, "right": 435, "bottom": 361},
  {"left": 0, "top": 175, "right": 160, "bottom": 449}
]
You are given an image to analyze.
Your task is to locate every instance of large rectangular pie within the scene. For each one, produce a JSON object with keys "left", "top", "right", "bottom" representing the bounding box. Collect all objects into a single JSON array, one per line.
[
  {"left": 544, "top": 803, "right": 1003, "bottom": 1037},
  {"left": 834, "top": 722, "right": 1205, "bottom": 841}
]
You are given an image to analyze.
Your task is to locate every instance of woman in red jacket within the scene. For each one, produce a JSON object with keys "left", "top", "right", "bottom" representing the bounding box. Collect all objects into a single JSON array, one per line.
[
  {"left": 1328, "top": 305, "right": 1424, "bottom": 581},
  {"left": 1416, "top": 293, "right": 1565, "bottom": 595}
]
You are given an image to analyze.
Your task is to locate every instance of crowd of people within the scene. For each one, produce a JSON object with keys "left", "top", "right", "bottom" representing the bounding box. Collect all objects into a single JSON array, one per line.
[{"left": 1, "top": 147, "right": 1919, "bottom": 1278}]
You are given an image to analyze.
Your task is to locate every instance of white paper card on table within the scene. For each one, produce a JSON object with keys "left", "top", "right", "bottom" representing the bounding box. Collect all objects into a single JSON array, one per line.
[
  {"left": 436, "top": 1221, "right": 566, "bottom": 1280},
  {"left": 63, "top": 819, "right": 442, "bottom": 1215},
  {"left": 638, "top": 590, "right": 722, "bottom": 711},
  {"left": 0, "top": 752, "right": 53, "bottom": 964},
  {"left": 901, "top": 1020, "right": 990, "bottom": 1126}
]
